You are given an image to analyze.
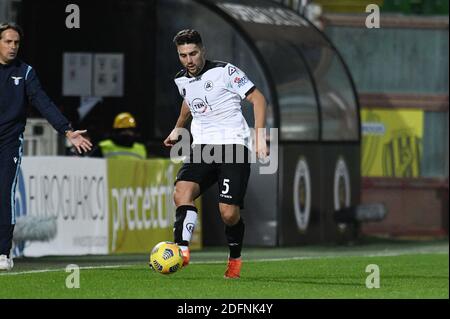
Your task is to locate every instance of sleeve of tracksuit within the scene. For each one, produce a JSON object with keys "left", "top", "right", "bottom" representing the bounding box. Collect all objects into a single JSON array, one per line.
[{"left": 24, "top": 66, "right": 72, "bottom": 135}]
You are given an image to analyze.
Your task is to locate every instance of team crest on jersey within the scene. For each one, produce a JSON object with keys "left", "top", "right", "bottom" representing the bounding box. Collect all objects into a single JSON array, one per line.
[
  {"left": 182, "top": 88, "right": 186, "bottom": 97},
  {"left": 204, "top": 81, "right": 213, "bottom": 91},
  {"left": 12, "top": 76, "right": 23, "bottom": 85},
  {"left": 228, "top": 66, "right": 237, "bottom": 76}
]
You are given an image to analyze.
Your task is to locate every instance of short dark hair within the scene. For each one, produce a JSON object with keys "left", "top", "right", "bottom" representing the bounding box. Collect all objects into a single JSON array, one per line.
[
  {"left": 173, "top": 29, "right": 202, "bottom": 46},
  {"left": 0, "top": 22, "right": 24, "bottom": 39}
]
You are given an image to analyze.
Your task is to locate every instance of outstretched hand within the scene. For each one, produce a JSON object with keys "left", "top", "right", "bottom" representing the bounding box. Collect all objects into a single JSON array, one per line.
[{"left": 66, "top": 130, "right": 93, "bottom": 154}]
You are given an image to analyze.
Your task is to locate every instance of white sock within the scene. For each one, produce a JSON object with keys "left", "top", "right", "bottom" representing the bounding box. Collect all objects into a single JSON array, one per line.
[{"left": 182, "top": 209, "right": 197, "bottom": 243}]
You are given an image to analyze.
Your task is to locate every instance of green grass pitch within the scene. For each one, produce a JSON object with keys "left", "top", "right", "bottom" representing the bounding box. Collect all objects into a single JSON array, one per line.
[{"left": 1, "top": 239, "right": 448, "bottom": 299}]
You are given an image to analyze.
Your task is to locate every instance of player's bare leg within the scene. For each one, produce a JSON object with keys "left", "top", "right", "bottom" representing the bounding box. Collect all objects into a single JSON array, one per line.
[
  {"left": 219, "top": 203, "right": 244, "bottom": 279},
  {"left": 173, "top": 181, "right": 200, "bottom": 266}
]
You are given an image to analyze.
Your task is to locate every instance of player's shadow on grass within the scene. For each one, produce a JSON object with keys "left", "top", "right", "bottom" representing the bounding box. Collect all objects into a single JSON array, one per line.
[
  {"left": 249, "top": 276, "right": 361, "bottom": 287},
  {"left": 178, "top": 275, "right": 360, "bottom": 287}
]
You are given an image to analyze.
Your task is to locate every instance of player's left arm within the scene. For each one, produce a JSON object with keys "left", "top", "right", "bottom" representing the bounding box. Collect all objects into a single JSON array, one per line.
[{"left": 246, "top": 88, "right": 268, "bottom": 159}]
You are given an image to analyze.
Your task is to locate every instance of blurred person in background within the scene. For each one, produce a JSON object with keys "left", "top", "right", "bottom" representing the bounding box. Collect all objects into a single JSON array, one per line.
[
  {"left": 0, "top": 22, "right": 92, "bottom": 270},
  {"left": 91, "top": 112, "right": 147, "bottom": 159}
]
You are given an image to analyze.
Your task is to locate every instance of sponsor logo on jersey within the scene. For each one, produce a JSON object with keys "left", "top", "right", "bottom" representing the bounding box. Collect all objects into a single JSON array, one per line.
[
  {"left": 228, "top": 66, "right": 237, "bottom": 76},
  {"left": 204, "top": 80, "right": 213, "bottom": 91},
  {"left": 234, "top": 76, "right": 248, "bottom": 88},
  {"left": 191, "top": 98, "right": 208, "bottom": 114},
  {"left": 189, "top": 76, "right": 202, "bottom": 83}
]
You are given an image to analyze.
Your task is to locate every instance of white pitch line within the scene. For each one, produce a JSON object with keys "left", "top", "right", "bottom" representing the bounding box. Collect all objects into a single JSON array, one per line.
[
  {"left": 191, "top": 249, "right": 448, "bottom": 264},
  {"left": 0, "top": 248, "right": 447, "bottom": 277},
  {"left": 0, "top": 264, "right": 130, "bottom": 276}
]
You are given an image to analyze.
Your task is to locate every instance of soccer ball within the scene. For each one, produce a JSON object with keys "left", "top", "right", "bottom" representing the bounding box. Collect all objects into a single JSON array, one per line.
[{"left": 149, "top": 241, "right": 184, "bottom": 275}]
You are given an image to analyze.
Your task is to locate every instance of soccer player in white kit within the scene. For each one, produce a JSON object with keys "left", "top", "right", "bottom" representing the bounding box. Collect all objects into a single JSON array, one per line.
[{"left": 164, "top": 29, "right": 268, "bottom": 279}]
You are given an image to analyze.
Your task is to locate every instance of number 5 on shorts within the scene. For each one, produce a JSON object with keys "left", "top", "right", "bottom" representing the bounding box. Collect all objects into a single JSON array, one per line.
[{"left": 222, "top": 179, "right": 230, "bottom": 194}]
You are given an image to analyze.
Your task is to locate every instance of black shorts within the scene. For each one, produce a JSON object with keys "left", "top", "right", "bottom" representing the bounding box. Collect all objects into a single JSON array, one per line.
[{"left": 175, "top": 144, "right": 251, "bottom": 208}]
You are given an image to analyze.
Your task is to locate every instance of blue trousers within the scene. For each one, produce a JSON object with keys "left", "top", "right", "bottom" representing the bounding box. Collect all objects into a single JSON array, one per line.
[{"left": 0, "top": 136, "right": 23, "bottom": 256}]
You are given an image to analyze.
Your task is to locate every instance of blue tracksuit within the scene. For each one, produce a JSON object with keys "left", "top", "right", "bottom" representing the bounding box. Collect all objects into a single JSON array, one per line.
[{"left": 0, "top": 59, "right": 72, "bottom": 256}]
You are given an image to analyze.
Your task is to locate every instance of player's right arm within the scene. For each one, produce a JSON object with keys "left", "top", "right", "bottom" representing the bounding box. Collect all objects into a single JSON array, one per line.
[{"left": 163, "top": 100, "right": 191, "bottom": 147}]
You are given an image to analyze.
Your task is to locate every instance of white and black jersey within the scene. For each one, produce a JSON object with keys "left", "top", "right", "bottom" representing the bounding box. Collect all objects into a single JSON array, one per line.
[{"left": 174, "top": 60, "right": 255, "bottom": 148}]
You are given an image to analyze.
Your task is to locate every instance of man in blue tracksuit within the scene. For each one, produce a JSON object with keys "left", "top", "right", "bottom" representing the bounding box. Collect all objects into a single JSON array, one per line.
[{"left": 0, "top": 22, "right": 93, "bottom": 270}]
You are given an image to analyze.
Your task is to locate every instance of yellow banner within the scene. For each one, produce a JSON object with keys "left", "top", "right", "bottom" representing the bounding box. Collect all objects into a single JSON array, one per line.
[
  {"left": 361, "top": 109, "right": 423, "bottom": 177},
  {"left": 107, "top": 158, "right": 202, "bottom": 253}
]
